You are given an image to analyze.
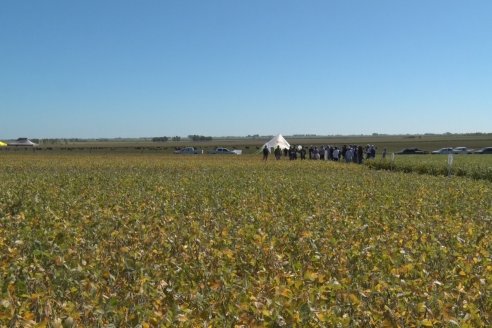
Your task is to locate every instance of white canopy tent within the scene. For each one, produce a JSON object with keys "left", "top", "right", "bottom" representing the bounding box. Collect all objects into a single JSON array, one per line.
[{"left": 261, "top": 134, "right": 290, "bottom": 152}]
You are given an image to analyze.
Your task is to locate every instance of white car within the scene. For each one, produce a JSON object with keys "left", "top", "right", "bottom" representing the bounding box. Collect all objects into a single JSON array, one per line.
[
  {"left": 431, "top": 147, "right": 454, "bottom": 154},
  {"left": 174, "top": 147, "right": 200, "bottom": 154},
  {"left": 452, "top": 147, "right": 473, "bottom": 154},
  {"left": 209, "top": 147, "right": 242, "bottom": 155}
]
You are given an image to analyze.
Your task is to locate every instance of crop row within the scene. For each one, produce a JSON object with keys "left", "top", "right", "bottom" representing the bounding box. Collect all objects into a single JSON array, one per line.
[{"left": 365, "top": 155, "right": 492, "bottom": 182}]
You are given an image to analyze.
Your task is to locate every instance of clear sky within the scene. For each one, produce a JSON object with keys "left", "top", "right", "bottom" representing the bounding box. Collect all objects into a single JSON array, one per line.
[{"left": 1, "top": 0, "right": 491, "bottom": 139}]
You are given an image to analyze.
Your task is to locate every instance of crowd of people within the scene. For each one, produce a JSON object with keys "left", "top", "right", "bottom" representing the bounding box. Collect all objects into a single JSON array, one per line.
[{"left": 263, "top": 144, "right": 385, "bottom": 163}]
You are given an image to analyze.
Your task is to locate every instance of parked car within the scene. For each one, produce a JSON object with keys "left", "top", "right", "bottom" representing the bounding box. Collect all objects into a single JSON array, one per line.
[
  {"left": 474, "top": 147, "right": 492, "bottom": 154},
  {"left": 174, "top": 147, "right": 200, "bottom": 154},
  {"left": 396, "top": 148, "right": 428, "bottom": 155},
  {"left": 431, "top": 147, "right": 454, "bottom": 154},
  {"left": 452, "top": 147, "right": 473, "bottom": 154},
  {"left": 208, "top": 147, "right": 242, "bottom": 155}
]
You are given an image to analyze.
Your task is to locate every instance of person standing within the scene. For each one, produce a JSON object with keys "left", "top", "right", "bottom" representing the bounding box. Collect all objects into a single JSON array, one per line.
[
  {"left": 333, "top": 147, "right": 340, "bottom": 161},
  {"left": 262, "top": 145, "right": 269, "bottom": 161},
  {"left": 357, "top": 146, "right": 364, "bottom": 164},
  {"left": 300, "top": 147, "right": 306, "bottom": 160},
  {"left": 274, "top": 146, "right": 282, "bottom": 160},
  {"left": 345, "top": 147, "right": 353, "bottom": 163},
  {"left": 370, "top": 145, "right": 376, "bottom": 159}
]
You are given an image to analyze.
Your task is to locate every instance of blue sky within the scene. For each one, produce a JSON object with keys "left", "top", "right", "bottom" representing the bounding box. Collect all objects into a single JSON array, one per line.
[{"left": 1, "top": 0, "right": 491, "bottom": 139}]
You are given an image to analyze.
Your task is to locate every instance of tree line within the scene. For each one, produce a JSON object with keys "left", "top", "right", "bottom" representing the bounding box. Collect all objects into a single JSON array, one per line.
[{"left": 151, "top": 135, "right": 213, "bottom": 142}]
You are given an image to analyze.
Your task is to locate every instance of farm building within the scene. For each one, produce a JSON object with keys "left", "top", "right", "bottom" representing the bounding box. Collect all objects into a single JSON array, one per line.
[{"left": 8, "top": 138, "right": 37, "bottom": 147}]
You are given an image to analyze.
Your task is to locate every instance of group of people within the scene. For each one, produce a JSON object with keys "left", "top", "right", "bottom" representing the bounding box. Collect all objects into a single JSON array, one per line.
[{"left": 263, "top": 144, "right": 384, "bottom": 163}]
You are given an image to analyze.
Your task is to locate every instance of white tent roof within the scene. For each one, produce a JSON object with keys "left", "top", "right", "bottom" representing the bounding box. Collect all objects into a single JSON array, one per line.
[{"left": 262, "top": 134, "right": 290, "bottom": 151}]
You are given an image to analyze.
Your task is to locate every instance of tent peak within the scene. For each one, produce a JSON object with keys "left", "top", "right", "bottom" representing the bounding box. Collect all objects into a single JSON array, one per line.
[{"left": 262, "top": 134, "right": 290, "bottom": 151}]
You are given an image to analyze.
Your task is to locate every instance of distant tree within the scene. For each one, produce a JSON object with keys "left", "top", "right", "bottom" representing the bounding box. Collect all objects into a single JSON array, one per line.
[
  {"left": 171, "top": 136, "right": 181, "bottom": 141},
  {"left": 152, "top": 137, "right": 169, "bottom": 142},
  {"left": 44, "top": 139, "right": 63, "bottom": 144},
  {"left": 188, "top": 135, "right": 212, "bottom": 141}
]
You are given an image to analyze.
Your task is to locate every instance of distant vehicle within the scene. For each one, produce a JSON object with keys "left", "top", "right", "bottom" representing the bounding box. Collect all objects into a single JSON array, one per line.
[
  {"left": 431, "top": 147, "right": 454, "bottom": 154},
  {"left": 396, "top": 148, "right": 428, "bottom": 155},
  {"left": 174, "top": 147, "right": 200, "bottom": 154},
  {"left": 474, "top": 147, "right": 492, "bottom": 154},
  {"left": 7, "top": 138, "right": 37, "bottom": 147},
  {"left": 209, "top": 147, "right": 242, "bottom": 155},
  {"left": 452, "top": 147, "right": 473, "bottom": 154}
]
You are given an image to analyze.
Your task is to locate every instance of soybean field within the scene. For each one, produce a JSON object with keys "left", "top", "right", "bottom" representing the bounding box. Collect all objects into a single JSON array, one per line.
[{"left": 0, "top": 154, "right": 491, "bottom": 327}]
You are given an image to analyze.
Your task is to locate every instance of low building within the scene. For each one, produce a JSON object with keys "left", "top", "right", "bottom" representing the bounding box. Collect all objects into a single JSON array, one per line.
[{"left": 8, "top": 138, "right": 37, "bottom": 147}]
